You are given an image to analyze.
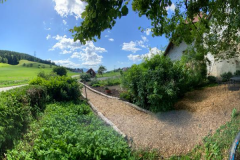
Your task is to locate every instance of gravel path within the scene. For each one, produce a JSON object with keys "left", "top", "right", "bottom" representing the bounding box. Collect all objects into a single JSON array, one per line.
[
  {"left": 82, "top": 85, "right": 237, "bottom": 158},
  {"left": 0, "top": 85, "right": 27, "bottom": 92}
]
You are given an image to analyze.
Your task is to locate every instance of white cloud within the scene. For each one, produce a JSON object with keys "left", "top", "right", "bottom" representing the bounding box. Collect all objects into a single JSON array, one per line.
[
  {"left": 141, "top": 36, "right": 148, "bottom": 42},
  {"left": 105, "top": 35, "right": 109, "bottom": 38},
  {"left": 62, "top": 50, "right": 72, "bottom": 54},
  {"left": 46, "top": 34, "right": 51, "bottom": 40},
  {"left": 128, "top": 47, "right": 163, "bottom": 62},
  {"left": 109, "top": 38, "right": 114, "bottom": 42},
  {"left": 45, "top": 28, "right": 51, "bottom": 30},
  {"left": 49, "top": 35, "right": 82, "bottom": 52},
  {"left": 70, "top": 41, "right": 106, "bottom": 66},
  {"left": 50, "top": 35, "right": 107, "bottom": 66},
  {"left": 122, "top": 36, "right": 149, "bottom": 53},
  {"left": 63, "top": 20, "right": 67, "bottom": 25},
  {"left": 166, "top": 3, "right": 175, "bottom": 12},
  {"left": 52, "top": 59, "right": 80, "bottom": 68},
  {"left": 127, "top": 54, "right": 142, "bottom": 62},
  {"left": 53, "top": 0, "right": 87, "bottom": 19},
  {"left": 122, "top": 41, "right": 142, "bottom": 53},
  {"left": 144, "top": 28, "right": 151, "bottom": 36}
]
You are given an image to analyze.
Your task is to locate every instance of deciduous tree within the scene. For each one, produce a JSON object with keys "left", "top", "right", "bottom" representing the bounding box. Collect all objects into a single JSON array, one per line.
[
  {"left": 71, "top": 0, "right": 240, "bottom": 61},
  {"left": 98, "top": 65, "right": 107, "bottom": 76}
]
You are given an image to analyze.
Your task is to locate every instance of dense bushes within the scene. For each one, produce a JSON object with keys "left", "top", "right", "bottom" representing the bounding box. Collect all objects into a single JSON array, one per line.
[
  {"left": 0, "top": 85, "right": 47, "bottom": 156},
  {"left": 30, "top": 76, "right": 81, "bottom": 102},
  {"left": 80, "top": 73, "right": 91, "bottom": 82},
  {"left": 221, "top": 72, "right": 233, "bottom": 82},
  {"left": 7, "top": 102, "right": 132, "bottom": 160},
  {"left": 53, "top": 66, "right": 67, "bottom": 76},
  {"left": 122, "top": 54, "right": 206, "bottom": 112},
  {"left": 207, "top": 76, "right": 217, "bottom": 84}
]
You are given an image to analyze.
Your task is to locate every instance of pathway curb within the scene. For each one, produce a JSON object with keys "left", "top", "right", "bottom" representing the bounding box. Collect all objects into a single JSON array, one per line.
[
  {"left": 79, "top": 82, "right": 153, "bottom": 115},
  {"left": 81, "top": 92, "right": 126, "bottom": 138}
]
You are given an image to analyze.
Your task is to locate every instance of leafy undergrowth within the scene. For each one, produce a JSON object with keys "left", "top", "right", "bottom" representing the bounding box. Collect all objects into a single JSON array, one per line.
[
  {"left": 169, "top": 112, "right": 240, "bottom": 160},
  {"left": 6, "top": 102, "right": 159, "bottom": 160}
]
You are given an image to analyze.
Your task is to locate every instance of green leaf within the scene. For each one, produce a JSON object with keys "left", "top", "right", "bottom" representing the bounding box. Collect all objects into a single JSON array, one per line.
[{"left": 121, "top": 5, "right": 128, "bottom": 16}]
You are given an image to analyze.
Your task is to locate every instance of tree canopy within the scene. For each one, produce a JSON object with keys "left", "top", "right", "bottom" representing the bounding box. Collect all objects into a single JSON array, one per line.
[
  {"left": 71, "top": 0, "right": 240, "bottom": 60},
  {"left": 98, "top": 65, "right": 107, "bottom": 75}
]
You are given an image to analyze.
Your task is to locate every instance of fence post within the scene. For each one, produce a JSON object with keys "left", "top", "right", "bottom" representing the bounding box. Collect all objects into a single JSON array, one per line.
[{"left": 84, "top": 81, "right": 88, "bottom": 99}]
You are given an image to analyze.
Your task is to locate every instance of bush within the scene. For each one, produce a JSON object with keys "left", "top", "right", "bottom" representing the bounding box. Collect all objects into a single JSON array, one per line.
[
  {"left": 7, "top": 102, "right": 132, "bottom": 160},
  {"left": 53, "top": 66, "right": 67, "bottom": 76},
  {"left": 0, "top": 85, "right": 47, "bottom": 156},
  {"left": 235, "top": 70, "right": 240, "bottom": 76},
  {"left": 92, "top": 83, "right": 101, "bottom": 87},
  {"left": 221, "top": 72, "right": 233, "bottom": 82},
  {"left": 122, "top": 54, "right": 206, "bottom": 112},
  {"left": 90, "top": 78, "right": 100, "bottom": 86},
  {"left": 207, "top": 76, "right": 217, "bottom": 84},
  {"left": 80, "top": 73, "right": 91, "bottom": 82},
  {"left": 120, "top": 91, "right": 132, "bottom": 102},
  {"left": 30, "top": 76, "right": 81, "bottom": 102}
]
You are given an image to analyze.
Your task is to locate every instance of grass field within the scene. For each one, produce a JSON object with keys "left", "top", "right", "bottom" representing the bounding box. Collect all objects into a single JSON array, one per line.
[{"left": 0, "top": 60, "right": 78, "bottom": 87}]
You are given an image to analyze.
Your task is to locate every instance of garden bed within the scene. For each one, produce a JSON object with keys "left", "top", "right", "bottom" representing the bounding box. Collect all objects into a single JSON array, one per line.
[{"left": 85, "top": 82, "right": 124, "bottom": 98}]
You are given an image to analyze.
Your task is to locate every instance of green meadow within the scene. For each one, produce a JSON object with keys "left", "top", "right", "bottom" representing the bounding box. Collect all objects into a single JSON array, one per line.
[{"left": 0, "top": 60, "right": 78, "bottom": 87}]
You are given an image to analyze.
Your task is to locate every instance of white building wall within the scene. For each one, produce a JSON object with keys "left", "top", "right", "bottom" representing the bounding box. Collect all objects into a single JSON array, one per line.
[
  {"left": 167, "top": 42, "right": 188, "bottom": 61},
  {"left": 167, "top": 42, "right": 239, "bottom": 78},
  {"left": 206, "top": 53, "right": 240, "bottom": 78}
]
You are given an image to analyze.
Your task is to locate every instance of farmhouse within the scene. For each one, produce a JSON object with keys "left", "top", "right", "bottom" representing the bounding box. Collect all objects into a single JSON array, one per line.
[
  {"left": 164, "top": 13, "right": 240, "bottom": 78},
  {"left": 86, "top": 68, "right": 96, "bottom": 77},
  {"left": 164, "top": 40, "right": 240, "bottom": 78}
]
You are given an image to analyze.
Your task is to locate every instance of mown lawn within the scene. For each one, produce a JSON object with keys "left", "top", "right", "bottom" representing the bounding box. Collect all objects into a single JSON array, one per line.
[{"left": 0, "top": 60, "right": 77, "bottom": 87}]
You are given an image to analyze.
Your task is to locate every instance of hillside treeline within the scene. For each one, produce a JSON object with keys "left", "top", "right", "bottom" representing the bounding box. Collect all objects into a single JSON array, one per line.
[{"left": 0, "top": 50, "right": 55, "bottom": 65}]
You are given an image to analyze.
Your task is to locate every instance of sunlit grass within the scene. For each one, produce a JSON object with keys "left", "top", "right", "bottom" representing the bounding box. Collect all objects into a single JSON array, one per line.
[{"left": 0, "top": 60, "right": 78, "bottom": 87}]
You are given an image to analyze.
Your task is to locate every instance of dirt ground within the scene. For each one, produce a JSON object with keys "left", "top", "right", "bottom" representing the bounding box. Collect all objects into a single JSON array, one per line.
[
  {"left": 85, "top": 83, "right": 123, "bottom": 98},
  {"left": 82, "top": 84, "right": 240, "bottom": 158}
]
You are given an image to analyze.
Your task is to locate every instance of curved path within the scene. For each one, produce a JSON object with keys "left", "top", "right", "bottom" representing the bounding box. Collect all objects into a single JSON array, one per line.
[
  {"left": 82, "top": 85, "right": 237, "bottom": 158},
  {"left": 0, "top": 84, "right": 27, "bottom": 92}
]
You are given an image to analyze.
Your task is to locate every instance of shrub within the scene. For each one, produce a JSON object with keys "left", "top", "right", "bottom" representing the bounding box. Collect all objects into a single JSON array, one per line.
[
  {"left": 37, "top": 71, "right": 48, "bottom": 79},
  {"left": 92, "top": 83, "right": 101, "bottom": 87},
  {"left": 122, "top": 54, "right": 206, "bottom": 112},
  {"left": 221, "top": 72, "right": 233, "bottom": 82},
  {"left": 37, "top": 71, "right": 57, "bottom": 80},
  {"left": 207, "top": 76, "right": 217, "bottom": 84},
  {"left": 53, "top": 66, "right": 67, "bottom": 76},
  {"left": 30, "top": 76, "right": 81, "bottom": 102},
  {"left": 0, "top": 85, "right": 47, "bottom": 156},
  {"left": 120, "top": 91, "right": 132, "bottom": 102},
  {"left": 105, "top": 78, "right": 121, "bottom": 86},
  {"left": 80, "top": 73, "right": 91, "bottom": 82},
  {"left": 235, "top": 70, "right": 240, "bottom": 76},
  {"left": 90, "top": 78, "right": 100, "bottom": 86}
]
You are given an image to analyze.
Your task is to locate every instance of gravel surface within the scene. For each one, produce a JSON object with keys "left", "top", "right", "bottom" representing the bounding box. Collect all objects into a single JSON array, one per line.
[
  {"left": 82, "top": 85, "right": 240, "bottom": 158},
  {"left": 0, "top": 85, "right": 27, "bottom": 92}
]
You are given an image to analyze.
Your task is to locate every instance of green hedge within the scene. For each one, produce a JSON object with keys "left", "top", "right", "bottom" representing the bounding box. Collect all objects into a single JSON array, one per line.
[
  {"left": 122, "top": 54, "right": 206, "bottom": 112},
  {"left": 30, "top": 76, "right": 82, "bottom": 102},
  {"left": 0, "top": 85, "right": 47, "bottom": 156}
]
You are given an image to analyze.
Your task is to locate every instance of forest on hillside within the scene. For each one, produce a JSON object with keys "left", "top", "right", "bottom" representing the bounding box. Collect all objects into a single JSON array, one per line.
[{"left": 0, "top": 50, "right": 55, "bottom": 65}]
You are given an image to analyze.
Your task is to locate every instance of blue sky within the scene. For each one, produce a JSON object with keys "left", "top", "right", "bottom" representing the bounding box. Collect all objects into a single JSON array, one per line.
[{"left": 0, "top": 0, "right": 175, "bottom": 70}]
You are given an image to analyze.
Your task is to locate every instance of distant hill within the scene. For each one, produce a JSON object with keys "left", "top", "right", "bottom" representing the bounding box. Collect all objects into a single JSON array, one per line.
[{"left": 0, "top": 50, "right": 55, "bottom": 66}]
